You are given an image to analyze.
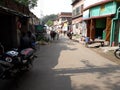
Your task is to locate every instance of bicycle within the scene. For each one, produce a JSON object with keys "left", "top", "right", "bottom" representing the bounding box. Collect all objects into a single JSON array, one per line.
[{"left": 114, "top": 43, "right": 120, "bottom": 59}]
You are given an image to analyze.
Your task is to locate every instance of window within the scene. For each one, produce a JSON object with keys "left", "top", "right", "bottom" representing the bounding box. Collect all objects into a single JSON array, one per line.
[
  {"left": 81, "top": 5, "right": 83, "bottom": 14},
  {"left": 76, "top": 23, "right": 79, "bottom": 29},
  {"left": 76, "top": 7, "right": 80, "bottom": 15},
  {"left": 72, "top": 4, "right": 84, "bottom": 17},
  {"left": 72, "top": 10, "right": 76, "bottom": 16}
]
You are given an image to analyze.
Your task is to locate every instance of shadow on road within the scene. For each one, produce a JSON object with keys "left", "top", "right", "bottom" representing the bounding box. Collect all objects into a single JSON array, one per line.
[
  {"left": 0, "top": 37, "right": 120, "bottom": 90},
  {"left": 53, "top": 59, "right": 120, "bottom": 90},
  {"left": 0, "top": 37, "right": 76, "bottom": 90}
]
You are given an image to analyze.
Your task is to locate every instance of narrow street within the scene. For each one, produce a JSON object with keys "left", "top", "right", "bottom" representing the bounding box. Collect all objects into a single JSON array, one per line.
[{"left": 0, "top": 35, "right": 120, "bottom": 90}]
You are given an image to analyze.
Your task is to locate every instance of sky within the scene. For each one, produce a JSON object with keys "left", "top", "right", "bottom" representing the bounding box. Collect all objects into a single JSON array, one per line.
[{"left": 30, "top": 0, "right": 72, "bottom": 18}]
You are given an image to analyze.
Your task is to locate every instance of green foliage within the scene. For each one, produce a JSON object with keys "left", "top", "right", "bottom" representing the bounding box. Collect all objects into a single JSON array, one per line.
[
  {"left": 41, "top": 14, "right": 58, "bottom": 24},
  {"left": 14, "top": 0, "right": 38, "bottom": 9},
  {"left": 36, "top": 34, "right": 49, "bottom": 42},
  {"left": 46, "top": 20, "right": 53, "bottom": 27}
]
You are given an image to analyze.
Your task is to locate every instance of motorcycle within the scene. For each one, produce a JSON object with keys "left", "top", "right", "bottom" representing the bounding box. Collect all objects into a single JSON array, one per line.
[
  {"left": 67, "top": 31, "right": 73, "bottom": 39},
  {"left": 114, "top": 43, "right": 120, "bottom": 59},
  {"left": 0, "top": 44, "right": 36, "bottom": 79}
]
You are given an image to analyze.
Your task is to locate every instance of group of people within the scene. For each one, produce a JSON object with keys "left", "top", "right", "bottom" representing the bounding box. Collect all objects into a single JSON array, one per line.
[{"left": 49, "top": 29, "right": 73, "bottom": 40}]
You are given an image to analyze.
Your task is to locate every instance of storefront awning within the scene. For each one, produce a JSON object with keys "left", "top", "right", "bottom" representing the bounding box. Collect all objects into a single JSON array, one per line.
[
  {"left": 72, "top": 17, "right": 82, "bottom": 24},
  {"left": 82, "top": 14, "right": 115, "bottom": 21}
]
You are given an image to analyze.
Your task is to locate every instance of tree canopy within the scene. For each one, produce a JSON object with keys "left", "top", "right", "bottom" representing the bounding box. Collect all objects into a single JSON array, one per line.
[
  {"left": 46, "top": 20, "right": 53, "bottom": 27},
  {"left": 14, "top": 0, "right": 38, "bottom": 9},
  {"left": 41, "top": 14, "right": 58, "bottom": 25}
]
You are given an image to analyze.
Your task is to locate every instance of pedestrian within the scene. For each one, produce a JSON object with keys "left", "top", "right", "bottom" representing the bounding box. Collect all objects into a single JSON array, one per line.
[
  {"left": 50, "top": 30, "right": 57, "bottom": 40},
  {"left": 20, "top": 32, "right": 31, "bottom": 50},
  {"left": 56, "top": 30, "right": 59, "bottom": 40},
  {"left": 27, "top": 31, "right": 36, "bottom": 49},
  {"left": 85, "top": 37, "right": 90, "bottom": 47}
]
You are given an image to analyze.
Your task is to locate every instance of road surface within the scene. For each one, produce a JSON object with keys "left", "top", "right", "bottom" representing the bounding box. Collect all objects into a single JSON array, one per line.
[{"left": 0, "top": 36, "right": 120, "bottom": 90}]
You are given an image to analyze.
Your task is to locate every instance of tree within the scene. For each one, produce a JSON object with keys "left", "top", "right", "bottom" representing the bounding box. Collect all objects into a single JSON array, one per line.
[
  {"left": 41, "top": 14, "right": 58, "bottom": 24},
  {"left": 14, "top": 0, "right": 38, "bottom": 9},
  {"left": 46, "top": 20, "right": 53, "bottom": 27}
]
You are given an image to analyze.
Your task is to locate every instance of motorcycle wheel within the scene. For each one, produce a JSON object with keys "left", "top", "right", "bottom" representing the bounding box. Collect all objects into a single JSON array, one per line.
[
  {"left": 114, "top": 49, "right": 120, "bottom": 59},
  {"left": 26, "top": 63, "right": 33, "bottom": 71},
  {"left": 69, "top": 36, "right": 72, "bottom": 39}
]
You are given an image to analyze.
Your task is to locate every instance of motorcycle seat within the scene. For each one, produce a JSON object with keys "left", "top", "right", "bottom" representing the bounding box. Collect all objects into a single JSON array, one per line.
[{"left": 20, "top": 48, "right": 34, "bottom": 58}]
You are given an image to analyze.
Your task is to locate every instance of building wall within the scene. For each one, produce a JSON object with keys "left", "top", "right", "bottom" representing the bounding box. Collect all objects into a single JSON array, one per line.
[
  {"left": 83, "top": 1, "right": 117, "bottom": 42},
  {"left": 110, "top": 3, "right": 120, "bottom": 45},
  {"left": 0, "top": 0, "right": 31, "bottom": 50},
  {"left": 57, "top": 12, "right": 72, "bottom": 32},
  {"left": 84, "top": 0, "right": 107, "bottom": 8},
  {"left": 72, "top": 0, "right": 84, "bottom": 18},
  {"left": 72, "top": 0, "right": 84, "bottom": 9},
  {"left": 83, "top": 10, "right": 89, "bottom": 18},
  {"left": 90, "top": 2, "right": 116, "bottom": 17},
  {"left": 72, "top": 0, "right": 84, "bottom": 35},
  {"left": 0, "top": 13, "right": 18, "bottom": 50},
  {"left": 72, "top": 17, "right": 83, "bottom": 34},
  {"left": 83, "top": 0, "right": 120, "bottom": 46}
]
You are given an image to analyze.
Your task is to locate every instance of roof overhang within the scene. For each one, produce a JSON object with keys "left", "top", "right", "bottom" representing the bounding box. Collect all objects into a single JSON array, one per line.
[
  {"left": 72, "top": 17, "right": 82, "bottom": 24},
  {"left": 0, "top": 5, "right": 30, "bottom": 18},
  {"left": 82, "top": 14, "right": 115, "bottom": 21},
  {"left": 71, "top": 0, "right": 80, "bottom": 5},
  {"left": 83, "top": 0, "right": 114, "bottom": 11}
]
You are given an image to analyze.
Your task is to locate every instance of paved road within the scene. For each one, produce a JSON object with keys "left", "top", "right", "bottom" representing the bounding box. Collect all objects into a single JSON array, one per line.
[{"left": 0, "top": 36, "right": 120, "bottom": 90}]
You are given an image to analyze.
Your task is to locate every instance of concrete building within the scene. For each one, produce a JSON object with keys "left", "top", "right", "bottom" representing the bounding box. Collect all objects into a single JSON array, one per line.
[
  {"left": 71, "top": 0, "right": 84, "bottom": 35},
  {"left": 83, "top": 0, "right": 120, "bottom": 46},
  {"left": 0, "top": 0, "right": 39, "bottom": 50},
  {"left": 29, "top": 12, "right": 40, "bottom": 33},
  {"left": 0, "top": 0, "right": 30, "bottom": 50},
  {"left": 57, "top": 12, "right": 72, "bottom": 32}
]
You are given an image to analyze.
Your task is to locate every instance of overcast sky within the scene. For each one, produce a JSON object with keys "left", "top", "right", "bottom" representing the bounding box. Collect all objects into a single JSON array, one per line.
[{"left": 30, "top": 0, "right": 72, "bottom": 18}]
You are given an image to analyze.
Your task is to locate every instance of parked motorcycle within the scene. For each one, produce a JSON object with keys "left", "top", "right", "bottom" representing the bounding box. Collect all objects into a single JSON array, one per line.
[
  {"left": 0, "top": 44, "right": 36, "bottom": 79},
  {"left": 67, "top": 31, "right": 73, "bottom": 39},
  {"left": 114, "top": 43, "right": 120, "bottom": 59}
]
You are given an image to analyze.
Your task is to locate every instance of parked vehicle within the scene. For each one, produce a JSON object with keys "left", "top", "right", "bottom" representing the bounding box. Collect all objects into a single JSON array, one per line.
[
  {"left": 0, "top": 43, "right": 37, "bottom": 79},
  {"left": 67, "top": 31, "right": 73, "bottom": 39},
  {"left": 114, "top": 43, "right": 120, "bottom": 59}
]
